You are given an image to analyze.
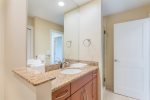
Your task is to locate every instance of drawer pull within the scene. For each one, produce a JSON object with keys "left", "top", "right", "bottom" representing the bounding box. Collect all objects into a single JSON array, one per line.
[{"left": 56, "top": 90, "right": 69, "bottom": 99}]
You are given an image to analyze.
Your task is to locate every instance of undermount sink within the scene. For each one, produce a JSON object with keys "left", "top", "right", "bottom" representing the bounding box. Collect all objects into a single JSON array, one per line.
[
  {"left": 61, "top": 69, "right": 82, "bottom": 75},
  {"left": 69, "top": 63, "right": 88, "bottom": 68}
]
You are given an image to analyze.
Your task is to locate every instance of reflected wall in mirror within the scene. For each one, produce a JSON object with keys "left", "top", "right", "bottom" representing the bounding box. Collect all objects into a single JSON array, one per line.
[
  {"left": 27, "top": 0, "right": 100, "bottom": 68},
  {"left": 27, "top": 16, "right": 64, "bottom": 64},
  {"left": 27, "top": 0, "right": 79, "bottom": 65}
]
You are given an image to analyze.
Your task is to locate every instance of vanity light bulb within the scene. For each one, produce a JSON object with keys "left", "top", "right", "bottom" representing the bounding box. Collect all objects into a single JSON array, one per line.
[{"left": 58, "top": 1, "right": 65, "bottom": 7}]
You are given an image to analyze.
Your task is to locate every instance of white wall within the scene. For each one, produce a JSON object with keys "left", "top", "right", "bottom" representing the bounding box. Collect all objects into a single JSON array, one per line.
[
  {"left": 5, "top": 0, "right": 36, "bottom": 100},
  {"left": 0, "top": 0, "right": 5, "bottom": 99},
  {"left": 79, "top": 0, "right": 101, "bottom": 62},
  {"left": 64, "top": 9, "right": 80, "bottom": 60},
  {"left": 4, "top": 0, "right": 102, "bottom": 100},
  {"left": 33, "top": 17, "right": 63, "bottom": 57},
  {"left": 64, "top": 0, "right": 102, "bottom": 100},
  {"left": 64, "top": 0, "right": 101, "bottom": 62}
]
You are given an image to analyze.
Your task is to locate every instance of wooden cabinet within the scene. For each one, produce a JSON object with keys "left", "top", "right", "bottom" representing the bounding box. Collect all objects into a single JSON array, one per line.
[
  {"left": 52, "top": 70, "right": 99, "bottom": 100},
  {"left": 83, "top": 81, "right": 93, "bottom": 100},
  {"left": 66, "top": 97, "right": 71, "bottom": 100},
  {"left": 93, "top": 77, "right": 98, "bottom": 100},
  {"left": 93, "top": 70, "right": 98, "bottom": 100},
  {"left": 71, "top": 72, "right": 92, "bottom": 94},
  {"left": 52, "top": 84, "right": 71, "bottom": 100},
  {"left": 71, "top": 81, "right": 93, "bottom": 100},
  {"left": 71, "top": 88, "right": 84, "bottom": 100}
]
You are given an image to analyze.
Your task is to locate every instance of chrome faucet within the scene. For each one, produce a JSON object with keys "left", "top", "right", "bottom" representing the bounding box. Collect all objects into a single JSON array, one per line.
[{"left": 60, "top": 61, "right": 69, "bottom": 69}]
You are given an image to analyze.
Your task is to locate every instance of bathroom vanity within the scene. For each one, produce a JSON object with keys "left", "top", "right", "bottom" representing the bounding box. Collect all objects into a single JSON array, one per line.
[
  {"left": 12, "top": 0, "right": 101, "bottom": 100},
  {"left": 52, "top": 69, "right": 98, "bottom": 100},
  {"left": 13, "top": 65, "right": 99, "bottom": 100}
]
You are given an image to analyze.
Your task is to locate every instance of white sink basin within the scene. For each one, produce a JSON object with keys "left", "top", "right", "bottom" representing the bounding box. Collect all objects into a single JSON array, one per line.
[
  {"left": 61, "top": 69, "right": 82, "bottom": 75},
  {"left": 70, "top": 63, "right": 87, "bottom": 68}
]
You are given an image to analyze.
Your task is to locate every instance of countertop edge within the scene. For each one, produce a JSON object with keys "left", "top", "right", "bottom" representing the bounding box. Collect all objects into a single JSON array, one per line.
[
  {"left": 13, "top": 68, "right": 56, "bottom": 86},
  {"left": 51, "top": 67, "right": 99, "bottom": 92}
]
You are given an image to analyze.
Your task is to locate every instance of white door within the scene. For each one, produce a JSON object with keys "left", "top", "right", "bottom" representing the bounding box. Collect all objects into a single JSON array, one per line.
[{"left": 114, "top": 19, "right": 150, "bottom": 100}]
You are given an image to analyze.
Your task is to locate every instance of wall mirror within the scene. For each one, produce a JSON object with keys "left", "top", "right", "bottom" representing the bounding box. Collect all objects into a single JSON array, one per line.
[
  {"left": 27, "top": 0, "right": 97, "bottom": 67},
  {"left": 27, "top": 0, "right": 81, "bottom": 66}
]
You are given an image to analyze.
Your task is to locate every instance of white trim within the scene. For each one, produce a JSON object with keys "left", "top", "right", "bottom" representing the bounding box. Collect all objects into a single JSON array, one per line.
[
  {"left": 27, "top": 25, "right": 34, "bottom": 59},
  {"left": 143, "top": 18, "right": 150, "bottom": 100}
]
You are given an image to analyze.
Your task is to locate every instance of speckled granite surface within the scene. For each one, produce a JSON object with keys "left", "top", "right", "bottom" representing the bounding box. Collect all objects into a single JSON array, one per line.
[
  {"left": 50, "top": 66, "right": 98, "bottom": 92},
  {"left": 13, "top": 66, "right": 98, "bottom": 91},
  {"left": 13, "top": 68, "right": 56, "bottom": 86}
]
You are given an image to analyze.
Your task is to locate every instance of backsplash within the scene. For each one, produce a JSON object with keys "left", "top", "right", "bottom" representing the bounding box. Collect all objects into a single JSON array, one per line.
[
  {"left": 45, "top": 59, "right": 99, "bottom": 72},
  {"left": 65, "top": 59, "right": 99, "bottom": 66}
]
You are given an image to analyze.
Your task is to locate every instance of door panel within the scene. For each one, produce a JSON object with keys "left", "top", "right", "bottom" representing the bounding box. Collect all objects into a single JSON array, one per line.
[
  {"left": 93, "top": 78, "right": 98, "bottom": 100},
  {"left": 84, "top": 81, "right": 93, "bottom": 100},
  {"left": 71, "top": 88, "right": 84, "bottom": 100},
  {"left": 66, "top": 97, "right": 70, "bottom": 100},
  {"left": 114, "top": 19, "right": 150, "bottom": 100}
]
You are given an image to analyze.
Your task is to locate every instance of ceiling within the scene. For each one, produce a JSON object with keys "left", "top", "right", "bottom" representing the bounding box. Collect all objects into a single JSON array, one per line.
[
  {"left": 28, "top": 0, "right": 150, "bottom": 24},
  {"left": 102, "top": 0, "right": 150, "bottom": 16},
  {"left": 28, "top": 0, "right": 92, "bottom": 25}
]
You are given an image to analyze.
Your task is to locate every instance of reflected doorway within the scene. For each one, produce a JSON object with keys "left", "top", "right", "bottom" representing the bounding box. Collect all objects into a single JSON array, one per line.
[{"left": 51, "top": 31, "right": 64, "bottom": 64}]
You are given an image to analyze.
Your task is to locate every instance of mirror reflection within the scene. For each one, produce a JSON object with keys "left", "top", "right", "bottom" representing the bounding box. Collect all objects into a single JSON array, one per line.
[{"left": 27, "top": 0, "right": 78, "bottom": 66}]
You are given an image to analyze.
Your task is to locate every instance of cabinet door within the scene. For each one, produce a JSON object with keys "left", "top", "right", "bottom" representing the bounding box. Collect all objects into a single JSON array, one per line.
[
  {"left": 71, "top": 88, "right": 84, "bottom": 100},
  {"left": 52, "top": 84, "right": 71, "bottom": 100},
  {"left": 71, "top": 72, "right": 92, "bottom": 94},
  {"left": 93, "top": 77, "right": 98, "bottom": 100},
  {"left": 66, "top": 97, "right": 71, "bottom": 100},
  {"left": 84, "top": 81, "right": 93, "bottom": 100}
]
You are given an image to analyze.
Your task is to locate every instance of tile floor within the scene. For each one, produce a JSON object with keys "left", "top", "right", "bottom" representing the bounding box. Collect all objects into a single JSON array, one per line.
[{"left": 104, "top": 90, "right": 137, "bottom": 100}]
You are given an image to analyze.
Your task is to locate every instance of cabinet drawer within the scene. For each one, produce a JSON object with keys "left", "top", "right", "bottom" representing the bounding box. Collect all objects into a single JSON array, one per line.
[
  {"left": 71, "top": 72, "right": 92, "bottom": 94},
  {"left": 52, "top": 84, "right": 71, "bottom": 100},
  {"left": 93, "top": 70, "right": 98, "bottom": 78}
]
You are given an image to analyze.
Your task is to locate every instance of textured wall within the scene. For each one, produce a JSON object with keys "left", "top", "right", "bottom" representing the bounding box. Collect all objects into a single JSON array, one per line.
[
  {"left": 0, "top": 0, "right": 5, "bottom": 99},
  {"left": 5, "top": 0, "right": 36, "bottom": 100}
]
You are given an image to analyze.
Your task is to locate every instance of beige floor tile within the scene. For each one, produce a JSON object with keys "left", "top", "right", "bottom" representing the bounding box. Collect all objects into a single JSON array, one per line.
[{"left": 104, "top": 90, "right": 137, "bottom": 100}]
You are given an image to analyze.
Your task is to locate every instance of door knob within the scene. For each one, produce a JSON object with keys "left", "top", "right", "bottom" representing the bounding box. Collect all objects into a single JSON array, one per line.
[{"left": 114, "top": 59, "right": 120, "bottom": 62}]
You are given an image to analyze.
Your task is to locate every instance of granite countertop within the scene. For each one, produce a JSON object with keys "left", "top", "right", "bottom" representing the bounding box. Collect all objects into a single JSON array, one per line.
[
  {"left": 13, "top": 68, "right": 56, "bottom": 86},
  {"left": 49, "top": 66, "right": 98, "bottom": 92},
  {"left": 13, "top": 66, "right": 98, "bottom": 90}
]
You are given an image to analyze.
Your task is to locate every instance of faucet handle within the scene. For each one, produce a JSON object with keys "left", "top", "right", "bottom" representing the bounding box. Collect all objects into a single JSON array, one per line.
[{"left": 65, "top": 61, "right": 70, "bottom": 67}]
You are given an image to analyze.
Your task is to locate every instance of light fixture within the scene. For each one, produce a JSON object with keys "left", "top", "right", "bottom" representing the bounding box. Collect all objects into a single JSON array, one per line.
[{"left": 58, "top": 1, "right": 65, "bottom": 7}]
